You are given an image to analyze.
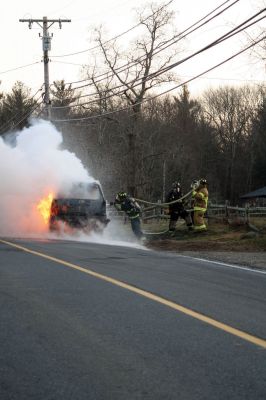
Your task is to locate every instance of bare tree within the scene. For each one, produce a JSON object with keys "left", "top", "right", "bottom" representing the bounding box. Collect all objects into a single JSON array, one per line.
[
  {"left": 83, "top": 1, "right": 180, "bottom": 195},
  {"left": 245, "top": 1, "right": 266, "bottom": 68},
  {"left": 202, "top": 85, "right": 261, "bottom": 202},
  {"left": 250, "top": 94, "right": 266, "bottom": 189}
]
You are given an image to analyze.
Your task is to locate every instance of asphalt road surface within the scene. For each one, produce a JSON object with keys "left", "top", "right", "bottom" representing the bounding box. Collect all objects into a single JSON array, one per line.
[{"left": 0, "top": 237, "right": 265, "bottom": 400}]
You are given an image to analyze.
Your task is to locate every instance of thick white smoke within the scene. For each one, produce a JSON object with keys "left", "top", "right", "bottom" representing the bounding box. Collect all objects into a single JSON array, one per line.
[
  {"left": 0, "top": 119, "right": 145, "bottom": 249},
  {"left": 0, "top": 119, "right": 94, "bottom": 236}
]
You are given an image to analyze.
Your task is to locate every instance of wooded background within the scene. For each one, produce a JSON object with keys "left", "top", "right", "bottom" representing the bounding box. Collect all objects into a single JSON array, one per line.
[{"left": 0, "top": 2, "right": 265, "bottom": 204}]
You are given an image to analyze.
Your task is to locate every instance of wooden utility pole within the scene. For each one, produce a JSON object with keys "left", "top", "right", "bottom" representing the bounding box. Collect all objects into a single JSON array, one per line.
[{"left": 19, "top": 17, "right": 71, "bottom": 119}]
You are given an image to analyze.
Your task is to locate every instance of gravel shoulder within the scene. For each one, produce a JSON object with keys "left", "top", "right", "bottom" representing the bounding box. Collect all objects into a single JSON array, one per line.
[{"left": 145, "top": 225, "right": 266, "bottom": 271}]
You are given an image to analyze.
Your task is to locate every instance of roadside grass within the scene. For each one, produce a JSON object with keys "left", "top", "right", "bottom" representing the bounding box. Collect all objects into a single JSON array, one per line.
[
  {"left": 249, "top": 217, "right": 266, "bottom": 229},
  {"left": 144, "top": 218, "right": 266, "bottom": 252}
]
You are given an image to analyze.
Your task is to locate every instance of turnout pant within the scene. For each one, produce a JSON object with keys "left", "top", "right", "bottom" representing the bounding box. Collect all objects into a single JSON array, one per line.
[
  {"left": 169, "top": 209, "right": 192, "bottom": 231},
  {"left": 130, "top": 217, "right": 143, "bottom": 239},
  {"left": 193, "top": 209, "right": 207, "bottom": 231}
]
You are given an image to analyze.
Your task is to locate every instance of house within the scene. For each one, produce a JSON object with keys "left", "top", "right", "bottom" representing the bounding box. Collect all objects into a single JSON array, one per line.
[{"left": 240, "top": 186, "right": 266, "bottom": 207}]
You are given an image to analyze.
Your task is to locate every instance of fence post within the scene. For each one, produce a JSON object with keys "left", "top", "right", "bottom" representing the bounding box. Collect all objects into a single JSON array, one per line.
[
  {"left": 157, "top": 200, "right": 161, "bottom": 220},
  {"left": 245, "top": 205, "right": 250, "bottom": 224},
  {"left": 225, "top": 200, "right": 229, "bottom": 222}
]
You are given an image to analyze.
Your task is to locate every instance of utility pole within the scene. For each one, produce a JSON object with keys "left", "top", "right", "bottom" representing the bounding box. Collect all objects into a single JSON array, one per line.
[{"left": 19, "top": 17, "right": 71, "bottom": 120}]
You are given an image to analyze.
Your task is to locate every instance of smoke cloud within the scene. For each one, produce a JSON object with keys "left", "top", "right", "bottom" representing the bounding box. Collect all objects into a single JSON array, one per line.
[
  {"left": 0, "top": 119, "right": 144, "bottom": 248},
  {"left": 0, "top": 119, "right": 94, "bottom": 236}
]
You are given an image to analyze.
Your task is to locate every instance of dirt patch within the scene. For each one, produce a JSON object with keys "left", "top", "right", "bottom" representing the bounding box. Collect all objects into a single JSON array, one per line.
[{"left": 147, "top": 236, "right": 266, "bottom": 252}]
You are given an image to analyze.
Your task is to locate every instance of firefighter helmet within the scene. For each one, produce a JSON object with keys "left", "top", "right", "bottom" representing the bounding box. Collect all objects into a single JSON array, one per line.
[
  {"left": 116, "top": 191, "right": 127, "bottom": 201},
  {"left": 172, "top": 181, "right": 181, "bottom": 189},
  {"left": 199, "top": 179, "right": 207, "bottom": 185}
]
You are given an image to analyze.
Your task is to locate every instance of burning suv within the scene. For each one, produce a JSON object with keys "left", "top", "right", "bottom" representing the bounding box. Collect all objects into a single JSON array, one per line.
[{"left": 49, "top": 182, "right": 109, "bottom": 233}]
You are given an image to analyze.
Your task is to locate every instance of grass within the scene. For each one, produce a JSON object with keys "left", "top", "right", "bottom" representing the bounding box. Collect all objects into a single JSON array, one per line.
[{"left": 144, "top": 218, "right": 266, "bottom": 252}]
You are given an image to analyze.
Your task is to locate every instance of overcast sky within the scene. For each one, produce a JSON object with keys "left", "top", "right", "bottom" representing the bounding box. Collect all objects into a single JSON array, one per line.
[{"left": 0, "top": 0, "right": 265, "bottom": 97}]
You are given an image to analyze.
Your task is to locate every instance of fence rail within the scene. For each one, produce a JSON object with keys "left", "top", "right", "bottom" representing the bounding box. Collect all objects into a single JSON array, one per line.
[
  {"left": 207, "top": 205, "right": 266, "bottom": 224},
  {"left": 107, "top": 204, "right": 266, "bottom": 225}
]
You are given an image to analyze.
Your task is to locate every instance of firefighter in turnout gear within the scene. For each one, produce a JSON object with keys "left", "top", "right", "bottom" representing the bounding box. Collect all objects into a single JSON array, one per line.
[
  {"left": 114, "top": 192, "right": 143, "bottom": 239},
  {"left": 191, "top": 179, "right": 209, "bottom": 231},
  {"left": 166, "top": 182, "right": 193, "bottom": 231}
]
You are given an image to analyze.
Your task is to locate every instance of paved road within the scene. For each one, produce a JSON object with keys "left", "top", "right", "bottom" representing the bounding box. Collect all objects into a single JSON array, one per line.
[{"left": 0, "top": 237, "right": 265, "bottom": 400}]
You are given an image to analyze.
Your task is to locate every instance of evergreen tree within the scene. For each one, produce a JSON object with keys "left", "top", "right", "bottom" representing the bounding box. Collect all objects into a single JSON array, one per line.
[
  {"left": 0, "top": 81, "right": 37, "bottom": 134},
  {"left": 50, "top": 80, "right": 78, "bottom": 120}
]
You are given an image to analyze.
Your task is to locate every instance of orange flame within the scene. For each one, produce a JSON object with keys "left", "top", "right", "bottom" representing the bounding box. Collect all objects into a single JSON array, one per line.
[{"left": 37, "top": 193, "right": 54, "bottom": 224}]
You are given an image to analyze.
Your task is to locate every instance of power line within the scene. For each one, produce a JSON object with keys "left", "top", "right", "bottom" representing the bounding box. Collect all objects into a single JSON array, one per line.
[
  {"left": 0, "top": 61, "right": 41, "bottom": 75},
  {"left": 50, "top": 0, "right": 174, "bottom": 58},
  {"left": 9, "top": 101, "right": 43, "bottom": 132},
  {"left": 0, "top": 95, "right": 42, "bottom": 134},
  {"left": 50, "top": 9, "right": 264, "bottom": 110},
  {"left": 66, "top": 0, "right": 244, "bottom": 95},
  {"left": 52, "top": 60, "right": 86, "bottom": 67},
  {"left": 115, "top": 9, "right": 265, "bottom": 93},
  {"left": 158, "top": 10, "right": 266, "bottom": 77},
  {"left": 52, "top": 0, "right": 238, "bottom": 87},
  {"left": 0, "top": 89, "right": 43, "bottom": 133},
  {"left": 73, "top": 0, "right": 133, "bottom": 22},
  {"left": 51, "top": 34, "right": 266, "bottom": 123},
  {"left": 177, "top": 75, "right": 265, "bottom": 83}
]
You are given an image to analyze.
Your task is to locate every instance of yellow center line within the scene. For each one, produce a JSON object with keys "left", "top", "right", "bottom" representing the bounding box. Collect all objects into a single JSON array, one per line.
[{"left": 1, "top": 238, "right": 266, "bottom": 349}]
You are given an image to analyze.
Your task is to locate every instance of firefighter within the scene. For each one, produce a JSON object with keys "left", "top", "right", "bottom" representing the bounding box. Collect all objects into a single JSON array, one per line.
[
  {"left": 166, "top": 182, "right": 193, "bottom": 231},
  {"left": 191, "top": 179, "right": 209, "bottom": 231},
  {"left": 190, "top": 179, "right": 199, "bottom": 225},
  {"left": 114, "top": 192, "right": 143, "bottom": 239}
]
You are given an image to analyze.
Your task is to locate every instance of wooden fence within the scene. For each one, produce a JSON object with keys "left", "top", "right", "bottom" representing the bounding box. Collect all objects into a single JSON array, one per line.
[
  {"left": 107, "top": 203, "right": 266, "bottom": 225},
  {"left": 206, "top": 205, "right": 266, "bottom": 224}
]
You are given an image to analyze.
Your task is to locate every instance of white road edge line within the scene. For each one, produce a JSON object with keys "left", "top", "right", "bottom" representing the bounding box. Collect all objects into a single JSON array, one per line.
[{"left": 178, "top": 254, "right": 266, "bottom": 275}]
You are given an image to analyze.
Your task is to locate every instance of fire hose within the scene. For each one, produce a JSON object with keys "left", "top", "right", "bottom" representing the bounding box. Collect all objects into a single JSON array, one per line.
[
  {"left": 109, "top": 189, "right": 195, "bottom": 236},
  {"left": 135, "top": 189, "right": 193, "bottom": 208},
  {"left": 134, "top": 189, "right": 194, "bottom": 236}
]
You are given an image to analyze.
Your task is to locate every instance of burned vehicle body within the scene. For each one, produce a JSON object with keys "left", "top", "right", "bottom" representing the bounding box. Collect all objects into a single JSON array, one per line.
[{"left": 49, "top": 182, "right": 109, "bottom": 233}]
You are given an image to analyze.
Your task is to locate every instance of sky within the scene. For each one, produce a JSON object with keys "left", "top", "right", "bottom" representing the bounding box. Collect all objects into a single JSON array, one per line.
[{"left": 0, "top": 0, "right": 265, "bottom": 98}]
